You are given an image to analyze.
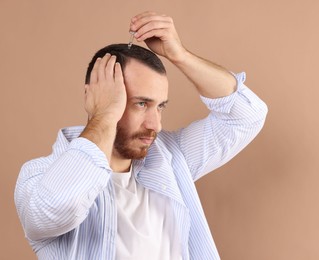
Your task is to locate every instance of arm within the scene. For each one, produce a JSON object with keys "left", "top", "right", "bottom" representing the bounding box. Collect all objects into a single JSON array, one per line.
[
  {"left": 80, "top": 54, "right": 127, "bottom": 162},
  {"left": 15, "top": 138, "right": 111, "bottom": 241},
  {"left": 172, "top": 72, "right": 268, "bottom": 180},
  {"left": 15, "top": 54, "right": 126, "bottom": 241},
  {"left": 130, "top": 12, "right": 268, "bottom": 180}
]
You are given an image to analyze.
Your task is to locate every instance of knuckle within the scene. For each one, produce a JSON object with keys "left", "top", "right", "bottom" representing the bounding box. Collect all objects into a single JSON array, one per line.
[
  {"left": 146, "top": 11, "right": 156, "bottom": 15},
  {"left": 166, "top": 17, "right": 173, "bottom": 23}
]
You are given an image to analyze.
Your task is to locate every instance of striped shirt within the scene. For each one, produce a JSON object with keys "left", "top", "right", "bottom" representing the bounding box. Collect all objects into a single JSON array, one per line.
[{"left": 15, "top": 72, "right": 268, "bottom": 260}]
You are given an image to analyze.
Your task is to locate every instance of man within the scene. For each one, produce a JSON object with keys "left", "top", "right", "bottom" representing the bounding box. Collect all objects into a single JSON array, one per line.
[{"left": 15, "top": 11, "right": 267, "bottom": 260}]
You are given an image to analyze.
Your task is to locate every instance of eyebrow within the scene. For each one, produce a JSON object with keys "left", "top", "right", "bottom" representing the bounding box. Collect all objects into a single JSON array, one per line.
[{"left": 130, "top": 96, "right": 169, "bottom": 105}]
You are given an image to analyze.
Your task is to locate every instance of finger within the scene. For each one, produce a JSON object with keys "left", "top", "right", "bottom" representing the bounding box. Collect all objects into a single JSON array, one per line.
[
  {"left": 98, "top": 53, "right": 111, "bottom": 81},
  {"left": 131, "top": 14, "right": 172, "bottom": 32},
  {"left": 105, "top": 55, "right": 117, "bottom": 78},
  {"left": 83, "top": 84, "right": 90, "bottom": 112},
  {"left": 134, "top": 20, "right": 171, "bottom": 40},
  {"left": 90, "top": 58, "right": 101, "bottom": 84},
  {"left": 131, "top": 11, "right": 157, "bottom": 23},
  {"left": 84, "top": 84, "right": 89, "bottom": 94},
  {"left": 114, "top": 62, "right": 124, "bottom": 84}
]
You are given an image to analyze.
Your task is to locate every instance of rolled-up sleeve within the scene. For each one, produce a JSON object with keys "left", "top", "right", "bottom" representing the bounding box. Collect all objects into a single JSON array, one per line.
[
  {"left": 174, "top": 72, "right": 268, "bottom": 181},
  {"left": 14, "top": 137, "right": 112, "bottom": 241}
]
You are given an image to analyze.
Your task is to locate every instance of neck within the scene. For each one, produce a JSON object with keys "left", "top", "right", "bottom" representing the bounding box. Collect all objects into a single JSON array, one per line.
[{"left": 110, "top": 150, "right": 132, "bottom": 173}]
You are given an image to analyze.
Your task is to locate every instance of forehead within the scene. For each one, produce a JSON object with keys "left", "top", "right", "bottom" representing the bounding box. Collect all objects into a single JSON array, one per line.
[{"left": 123, "top": 59, "right": 168, "bottom": 101}]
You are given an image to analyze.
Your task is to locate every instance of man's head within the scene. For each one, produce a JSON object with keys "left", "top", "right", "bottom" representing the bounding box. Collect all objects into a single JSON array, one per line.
[{"left": 86, "top": 44, "right": 169, "bottom": 160}]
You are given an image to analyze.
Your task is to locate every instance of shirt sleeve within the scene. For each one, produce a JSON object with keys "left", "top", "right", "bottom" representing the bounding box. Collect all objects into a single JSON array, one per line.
[
  {"left": 14, "top": 137, "right": 112, "bottom": 242},
  {"left": 173, "top": 72, "right": 268, "bottom": 181}
]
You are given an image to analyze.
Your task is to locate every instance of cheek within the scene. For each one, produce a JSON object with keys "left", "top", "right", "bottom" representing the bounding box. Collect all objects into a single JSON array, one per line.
[{"left": 118, "top": 110, "right": 143, "bottom": 132}]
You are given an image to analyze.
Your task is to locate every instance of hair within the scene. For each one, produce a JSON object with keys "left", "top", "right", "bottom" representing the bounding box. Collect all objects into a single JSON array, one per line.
[{"left": 85, "top": 43, "right": 166, "bottom": 84}]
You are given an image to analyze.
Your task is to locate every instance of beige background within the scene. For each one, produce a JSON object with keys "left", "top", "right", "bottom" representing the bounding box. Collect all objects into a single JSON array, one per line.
[{"left": 1, "top": 0, "right": 318, "bottom": 259}]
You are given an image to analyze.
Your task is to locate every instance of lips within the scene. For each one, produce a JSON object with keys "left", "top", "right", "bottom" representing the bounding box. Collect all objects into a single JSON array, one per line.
[{"left": 138, "top": 137, "right": 154, "bottom": 145}]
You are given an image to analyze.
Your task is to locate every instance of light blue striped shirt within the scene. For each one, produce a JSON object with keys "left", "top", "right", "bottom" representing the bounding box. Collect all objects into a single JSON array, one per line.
[{"left": 15, "top": 72, "right": 268, "bottom": 260}]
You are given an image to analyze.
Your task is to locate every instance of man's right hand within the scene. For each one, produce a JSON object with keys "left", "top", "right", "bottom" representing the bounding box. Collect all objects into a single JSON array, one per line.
[
  {"left": 80, "top": 54, "right": 126, "bottom": 161},
  {"left": 84, "top": 54, "right": 127, "bottom": 124}
]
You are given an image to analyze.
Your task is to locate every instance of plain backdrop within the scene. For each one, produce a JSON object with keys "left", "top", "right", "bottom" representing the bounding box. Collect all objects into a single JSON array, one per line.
[{"left": 1, "top": 0, "right": 319, "bottom": 259}]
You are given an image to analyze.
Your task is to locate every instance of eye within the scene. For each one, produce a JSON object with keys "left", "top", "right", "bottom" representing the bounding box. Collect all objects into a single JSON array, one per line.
[
  {"left": 158, "top": 103, "right": 167, "bottom": 111},
  {"left": 136, "top": 102, "right": 146, "bottom": 108}
]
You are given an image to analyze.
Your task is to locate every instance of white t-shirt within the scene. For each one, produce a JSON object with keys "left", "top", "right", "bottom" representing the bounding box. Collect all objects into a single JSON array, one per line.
[{"left": 112, "top": 170, "right": 182, "bottom": 260}]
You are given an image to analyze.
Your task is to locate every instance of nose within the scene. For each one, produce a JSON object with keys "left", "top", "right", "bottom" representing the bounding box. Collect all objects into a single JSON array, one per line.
[{"left": 143, "top": 109, "right": 162, "bottom": 133}]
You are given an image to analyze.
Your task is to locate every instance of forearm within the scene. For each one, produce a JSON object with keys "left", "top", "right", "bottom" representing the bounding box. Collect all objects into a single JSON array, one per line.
[{"left": 171, "top": 50, "right": 237, "bottom": 98}]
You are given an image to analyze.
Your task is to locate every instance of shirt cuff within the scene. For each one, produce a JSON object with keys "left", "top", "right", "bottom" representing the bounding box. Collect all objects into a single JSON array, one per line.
[
  {"left": 68, "top": 137, "right": 111, "bottom": 170},
  {"left": 200, "top": 72, "right": 246, "bottom": 114}
]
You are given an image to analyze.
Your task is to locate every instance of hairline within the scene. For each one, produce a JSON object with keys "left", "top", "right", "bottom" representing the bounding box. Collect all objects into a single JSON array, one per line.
[{"left": 123, "top": 57, "right": 167, "bottom": 75}]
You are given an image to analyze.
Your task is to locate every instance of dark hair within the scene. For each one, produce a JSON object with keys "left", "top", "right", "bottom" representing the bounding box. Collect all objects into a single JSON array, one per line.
[{"left": 85, "top": 43, "right": 166, "bottom": 84}]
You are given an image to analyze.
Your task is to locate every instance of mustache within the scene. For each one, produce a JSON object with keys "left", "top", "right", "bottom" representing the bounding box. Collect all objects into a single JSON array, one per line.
[{"left": 131, "top": 129, "right": 157, "bottom": 139}]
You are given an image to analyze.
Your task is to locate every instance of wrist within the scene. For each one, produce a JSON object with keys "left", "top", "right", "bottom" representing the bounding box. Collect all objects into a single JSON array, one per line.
[
  {"left": 80, "top": 118, "right": 117, "bottom": 160},
  {"left": 169, "top": 48, "right": 192, "bottom": 67},
  {"left": 87, "top": 112, "right": 120, "bottom": 128}
]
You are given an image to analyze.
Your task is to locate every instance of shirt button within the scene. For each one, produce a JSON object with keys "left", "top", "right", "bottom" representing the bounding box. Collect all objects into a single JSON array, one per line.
[{"left": 161, "top": 184, "right": 167, "bottom": 191}]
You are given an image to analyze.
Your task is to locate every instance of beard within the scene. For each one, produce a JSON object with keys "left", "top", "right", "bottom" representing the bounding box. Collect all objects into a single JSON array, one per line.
[{"left": 114, "top": 125, "right": 157, "bottom": 160}]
